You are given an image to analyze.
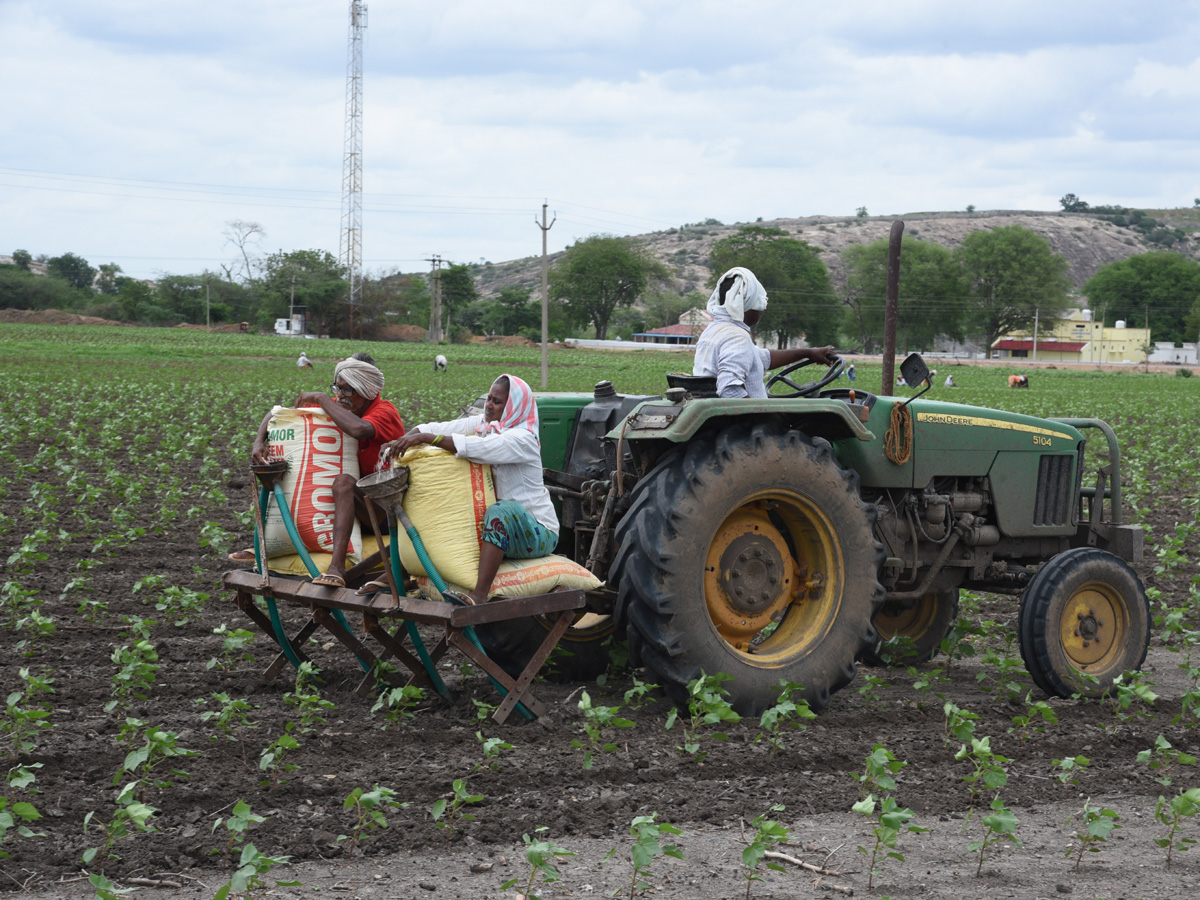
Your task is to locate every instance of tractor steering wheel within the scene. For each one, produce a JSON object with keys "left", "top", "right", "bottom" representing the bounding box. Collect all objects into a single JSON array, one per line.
[{"left": 766, "top": 354, "right": 845, "bottom": 398}]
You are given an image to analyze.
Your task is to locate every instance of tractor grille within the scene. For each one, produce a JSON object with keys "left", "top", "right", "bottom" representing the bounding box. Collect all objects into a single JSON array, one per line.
[{"left": 1033, "top": 454, "right": 1074, "bottom": 526}]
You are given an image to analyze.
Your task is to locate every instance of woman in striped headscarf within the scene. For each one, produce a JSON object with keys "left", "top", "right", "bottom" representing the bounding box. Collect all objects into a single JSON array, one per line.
[{"left": 384, "top": 373, "right": 557, "bottom": 605}]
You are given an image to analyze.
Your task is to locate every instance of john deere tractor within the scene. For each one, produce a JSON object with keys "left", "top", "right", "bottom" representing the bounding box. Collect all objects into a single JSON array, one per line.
[{"left": 482, "top": 353, "right": 1147, "bottom": 715}]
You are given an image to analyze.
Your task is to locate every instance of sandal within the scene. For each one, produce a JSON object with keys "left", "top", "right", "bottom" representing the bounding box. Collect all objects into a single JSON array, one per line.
[
  {"left": 228, "top": 548, "right": 256, "bottom": 563},
  {"left": 441, "top": 589, "right": 476, "bottom": 606},
  {"left": 355, "top": 579, "right": 391, "bottom": 596},
  {"left": 311, "top": 573, "right": 347, "bottom": 588}
]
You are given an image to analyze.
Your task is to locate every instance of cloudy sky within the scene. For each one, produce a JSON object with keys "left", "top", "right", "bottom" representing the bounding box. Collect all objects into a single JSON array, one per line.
[{"left": 2, "top": 1, "right": 1199, "bottom": 280}]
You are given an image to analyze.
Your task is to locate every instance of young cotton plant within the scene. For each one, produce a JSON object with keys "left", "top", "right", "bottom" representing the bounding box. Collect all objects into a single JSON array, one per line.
[
  {"left": 1107, "top": 671, "right": 1157, "bottom": 731},
  {"left": 116, "top": 724, "right": 199, "bottom": 797},
  {"left": 1138, "top": 734, "right": 1198, "bottom": 788},
  {"left": 665, "top": 671, "right": 741, "bottom": 761},
  {"left": 852, "top": 745, "right": 926, "bottom": 892},
  {"left": 1154, "top": 787, "right": 1200, "bottom": 871},
  {"left": 1009, "top": 692, "right": 1058, "bottom": 742},
  {"left": 214, "top": 843, "right": 300, "bottom": 900},
  {"left": 757, "top": 680, "right": 816, "bottom": 754},
  {"left": 431, "top": 778, "right": 483, "bottom": 844},
  {"left": 604, "top": 813, "right": 685, "bottom": 900},
  {"left": 741, "top": 805, "right": 789, "bottom": 899},
  {"left": 501, "top": 826, "right": 575, "bottom": 900},
  {"left": 3, "top": 668, "right": 54, "bottom": 760},
  {"left": 212, "top": 799, "right": 266, "bottom": 874},
  {"left": 198, "top": 692, "right": 259, "bottom": 762},
  {"left": 285, "top": 662, "right": 335, "bottom": 734},
  {"left": 1064, "top": 798, "right": 1121, "bottom": 871},
  {"left": 572, "top": 690, "right": 633, "bottom": 769},
  {"left": 370, "top": 684, "right": 425, "bottom": 731},
  {"left": 473, "top": 731, "right": 512, "bottom": 774},
  {"left": 955, "top": 736, "right": 1021, "bottom": 875},
  {"left": 0, "top": 794, "right": 43, "bottom": 860},
  {"left": 82, "top": 782, "right": 157, "bottom": 876},
  {"left": 339, "top": 785, "right": 406, "bottom": 858}
]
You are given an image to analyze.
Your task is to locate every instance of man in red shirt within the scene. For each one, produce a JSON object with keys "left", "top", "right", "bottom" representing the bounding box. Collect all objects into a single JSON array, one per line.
[{"left": 248, "top": 356, "right": 404, "bottom": 587}]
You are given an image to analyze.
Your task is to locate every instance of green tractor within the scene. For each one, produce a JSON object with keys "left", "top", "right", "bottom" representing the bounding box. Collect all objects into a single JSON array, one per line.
[{"left": 492, "top": 353, "right": 1147, "bottom": 715}]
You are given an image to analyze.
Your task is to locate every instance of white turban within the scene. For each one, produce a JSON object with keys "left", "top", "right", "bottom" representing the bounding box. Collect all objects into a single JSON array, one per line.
[
  {"left": 707, "top": 267, "right": 767, "bottom": 324},
  {"left": 333, "top": 358, "right": 385, "bottom": 400}
]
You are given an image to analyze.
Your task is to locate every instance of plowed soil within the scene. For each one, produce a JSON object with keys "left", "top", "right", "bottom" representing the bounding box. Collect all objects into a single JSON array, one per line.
[{"left": 3, "top": 442, "right": 1199, "bottom": 900}]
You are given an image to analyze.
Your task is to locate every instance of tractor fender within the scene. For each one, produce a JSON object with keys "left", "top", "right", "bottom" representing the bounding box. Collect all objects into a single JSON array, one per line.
[{"left": 605, "top": 396, "right": 876, "bottom": 445}]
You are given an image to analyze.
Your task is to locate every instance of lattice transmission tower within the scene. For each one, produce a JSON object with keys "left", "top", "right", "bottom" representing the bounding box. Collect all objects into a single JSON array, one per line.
[{"left": 339, "top": 1, "right": 367, "bottom": 320}]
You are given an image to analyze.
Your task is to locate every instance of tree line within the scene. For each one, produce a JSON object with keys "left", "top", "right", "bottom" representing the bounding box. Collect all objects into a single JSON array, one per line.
[{"left": 4, "top": 219, "right": 1200, "bottom": 349}]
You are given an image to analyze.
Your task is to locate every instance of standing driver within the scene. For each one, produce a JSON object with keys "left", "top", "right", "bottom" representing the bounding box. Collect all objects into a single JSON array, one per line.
[
  {"left": 693, "top": 267, "right": 835, "bottom": 397},
  {"left": 238, "top": 357, "right": 405, "bottom": 588}
]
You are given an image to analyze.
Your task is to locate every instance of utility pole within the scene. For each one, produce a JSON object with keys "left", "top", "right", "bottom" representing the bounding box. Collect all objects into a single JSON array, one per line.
[
  {"left": 535, "top": 202, "right": 556, "bottom": 388},
  {"left": 289, "top": 273, "right": 297, "bottom": 334},
  {"left": 1031, "top": 307, "right": 1039, "bottom": 362},
  {"left": 205, "top": 274, "right": 211, "bottom": 332},
  {"left": 426, "top": 255, "right": 443, "bottom": 343}
]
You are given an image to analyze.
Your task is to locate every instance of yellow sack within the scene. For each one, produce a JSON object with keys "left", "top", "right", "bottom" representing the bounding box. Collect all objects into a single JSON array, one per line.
[
  {"left": 416, "top": 554, "right": 602, "bottom": 601},
  {"left": 393, "top": 445, "right": 496, "bottom": 590},
  {"left": 267, "top": 534, "right": 389, "bottom": 578}
]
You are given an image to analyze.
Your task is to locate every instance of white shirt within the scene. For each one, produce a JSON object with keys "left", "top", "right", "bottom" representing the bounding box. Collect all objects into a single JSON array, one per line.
[
  {"left": 415, "top": 415, "right": 558, "bottom": 534},
  {"left": 693, "top": 320, "right": 772, "bottom": 398}
]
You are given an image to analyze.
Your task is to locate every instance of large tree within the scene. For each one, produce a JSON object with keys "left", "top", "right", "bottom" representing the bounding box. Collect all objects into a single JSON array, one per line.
[
  {"left": 954, "top": 225, "right": 1073, "bottom": 351},
  {"left": 438, "top": 263, "right": 479, "bottom": 337},
  {"left": 1083, "top": 252, "right": 1200, "bottom": 345},
  {"left": 707, "top": 226, "right": 838, "bottom": 348},
  {"left": 549, "top": 235, "right": 668, "bottom": 339},
  {"left": 46, "top": 252, "right": 96, "bottom": 291},
  {"left": 841, "top": 236, "right": 966, "bottom": 353},
  {"left": 256, "top": 249, "right": 348, "bottom": 336}
]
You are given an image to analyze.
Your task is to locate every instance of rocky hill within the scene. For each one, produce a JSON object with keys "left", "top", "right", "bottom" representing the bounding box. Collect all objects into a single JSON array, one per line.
[{"left": 470, "top": 208, "right": 1200, "bottom": 301}]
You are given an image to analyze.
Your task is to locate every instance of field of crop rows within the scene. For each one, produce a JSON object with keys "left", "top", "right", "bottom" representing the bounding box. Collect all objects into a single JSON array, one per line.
[{"left": 1, "top": 324, "right": 1199, "bottom": 899}]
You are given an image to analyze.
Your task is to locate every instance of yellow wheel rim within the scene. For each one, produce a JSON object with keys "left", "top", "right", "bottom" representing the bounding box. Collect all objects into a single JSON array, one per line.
[
  {"left": 1058, "top": 580, "right": 1129, "bottom": 671},
  {"left": 702, "top": 491, "right": 842, "bottom": 664},
  {"left": 875, "top": 595, "right": 936, "bottom": 641}
]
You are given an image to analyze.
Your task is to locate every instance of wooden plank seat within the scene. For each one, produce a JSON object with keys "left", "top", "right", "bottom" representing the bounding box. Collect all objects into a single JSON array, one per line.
[{"left": 223, "top": 567, "right": 586, "bottom": 724}]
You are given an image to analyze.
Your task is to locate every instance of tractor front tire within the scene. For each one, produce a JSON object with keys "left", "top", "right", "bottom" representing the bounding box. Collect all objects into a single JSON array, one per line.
[
  {"left": 1018, "top": 547, "right": 1150, "bottom": 698},
  {"left": 860, "top": 589, "right": 959, "bottom": 667},
  {"left": 613, "top": 423, "right": 886, "bottom": 716}
]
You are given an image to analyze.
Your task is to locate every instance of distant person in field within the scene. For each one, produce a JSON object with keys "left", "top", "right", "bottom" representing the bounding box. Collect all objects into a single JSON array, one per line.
[
  {"left": 297, "top": 351, "right": 313, "bottom": 368},
  {"left": 944, "top": 373, "right": 957, "bottom": 387},
  {"left": 847, "top": 363, "right": 856, "bottom": 381},
  {"left": 693, "top": 267, "right": 834, "bottom": 398},
  {"left": 233, "top": 358, "right": 405, "bottom": 588},
  {"left": 434, "top": 354, "right": 448, "bottom": 373}
]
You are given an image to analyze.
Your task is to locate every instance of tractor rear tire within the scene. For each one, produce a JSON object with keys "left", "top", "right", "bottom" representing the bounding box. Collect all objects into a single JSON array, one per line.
[
  {"left": 860, "top": 589, "right": 959, "bottom": 667},
  {"left": 1018, "top": 547, "right": 1150, "bottom": 698},
  {"left": 613, "top": 423, "right": 886, "bottom": 716},
  {"left": 475, "top": 612, "right": 617, "bottom": 683}
]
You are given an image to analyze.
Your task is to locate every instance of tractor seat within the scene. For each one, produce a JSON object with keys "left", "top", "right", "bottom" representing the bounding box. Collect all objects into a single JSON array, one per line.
[{"left": 665, "top": 373, "right": 718, "bottom": 398}]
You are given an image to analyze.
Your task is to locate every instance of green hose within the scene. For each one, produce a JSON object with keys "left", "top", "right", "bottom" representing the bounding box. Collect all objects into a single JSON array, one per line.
[
  {"left": 254, "top": 484, "right": 369, "bottom": 673},
  {"left": 402, "top": 520, "right": 533, "bottom": 720},
  {"left": 389, "top": 519, "right": 451, "bottom": 700},
  {"left": 268, "top": 482, "right": 369, "bottom": 673},
  {"left": 255, "top": 486, "right": 303, "bottom": 670}
]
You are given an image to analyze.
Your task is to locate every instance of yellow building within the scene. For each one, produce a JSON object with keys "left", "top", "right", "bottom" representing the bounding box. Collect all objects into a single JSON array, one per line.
[{"left": 992, "top": 308, "right": 1150, "bottom": 364}]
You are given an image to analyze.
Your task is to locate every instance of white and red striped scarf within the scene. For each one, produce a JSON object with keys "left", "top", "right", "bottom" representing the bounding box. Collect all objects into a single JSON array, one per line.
[{"left": 476, "top": 373, "right": 539, "bottom": 441}]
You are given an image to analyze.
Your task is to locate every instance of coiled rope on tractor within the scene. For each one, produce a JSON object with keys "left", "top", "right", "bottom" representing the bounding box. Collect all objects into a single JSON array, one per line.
[{"left": 884, "top": 402, "right": 913, "bottom": 465}]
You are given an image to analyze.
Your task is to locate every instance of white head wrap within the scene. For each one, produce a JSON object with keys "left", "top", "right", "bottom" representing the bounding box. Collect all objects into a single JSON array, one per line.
[
  {"left": 706, "top": 267, "right": 768, "bottom": 324},
  {"left": 333, "top": 358, "right": 385, "bottom": 400}
]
